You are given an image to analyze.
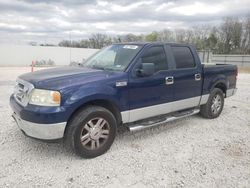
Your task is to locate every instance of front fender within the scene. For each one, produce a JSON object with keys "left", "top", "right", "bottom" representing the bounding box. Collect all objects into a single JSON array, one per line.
[{"left": 62, "top": 83, "right": 127, "bottom": 121}]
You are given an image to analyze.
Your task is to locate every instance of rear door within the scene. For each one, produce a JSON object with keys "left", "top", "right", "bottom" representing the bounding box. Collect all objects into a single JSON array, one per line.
[{"left": 169, "top": 45, "right": 203, "bottom": 112}]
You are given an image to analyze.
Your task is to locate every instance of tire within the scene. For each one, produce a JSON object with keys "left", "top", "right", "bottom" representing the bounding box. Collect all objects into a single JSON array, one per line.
[
  {"left": 200, "top": 88, "right": 224, "bottom": 119},
  {"left": 65, "top": 106, "right": 117, "bottom": 158}
]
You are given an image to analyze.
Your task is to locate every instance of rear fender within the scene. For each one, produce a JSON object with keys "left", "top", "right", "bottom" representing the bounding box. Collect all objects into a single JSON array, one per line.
[{"left": 208, "top": 75, "right": 228, "bottom": 93}]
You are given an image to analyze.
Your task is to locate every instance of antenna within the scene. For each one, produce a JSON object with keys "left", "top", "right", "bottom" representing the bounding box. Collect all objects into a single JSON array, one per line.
[{"left": 69, "top": 31, "right": 72, "bottom": 64}]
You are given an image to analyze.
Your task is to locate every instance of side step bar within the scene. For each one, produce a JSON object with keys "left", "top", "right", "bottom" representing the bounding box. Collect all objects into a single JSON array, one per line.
[{"left": 126, "top": 109, "right": 200, "bottom": 132}]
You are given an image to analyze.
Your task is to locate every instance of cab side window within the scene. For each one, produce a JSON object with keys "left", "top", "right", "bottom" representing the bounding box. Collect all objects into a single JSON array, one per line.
[
  {"left": 171, "top": 46, "right": 196, "bottom": 69},
  {"left": 141, "top": 46, "right": 168, "bottom": 72}
]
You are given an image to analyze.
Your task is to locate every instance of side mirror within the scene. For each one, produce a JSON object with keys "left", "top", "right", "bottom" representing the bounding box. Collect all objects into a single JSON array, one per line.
[{"left": 136, "top": 63, "right": 155, "bottom": 77}]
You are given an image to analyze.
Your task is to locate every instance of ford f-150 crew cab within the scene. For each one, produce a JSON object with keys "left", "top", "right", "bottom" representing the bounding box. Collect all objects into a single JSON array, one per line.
[{"left": 10, "top": 42, "right": 237, "bottom": 158}]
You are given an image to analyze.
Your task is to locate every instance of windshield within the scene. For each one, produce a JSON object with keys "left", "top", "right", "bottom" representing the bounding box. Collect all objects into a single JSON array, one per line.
[{"left": 83, "top": 44, "right": 142, "bottom": 71}]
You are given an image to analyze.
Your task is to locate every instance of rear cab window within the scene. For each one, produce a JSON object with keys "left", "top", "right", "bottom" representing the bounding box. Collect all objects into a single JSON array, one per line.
[{"left": 171, "top": 46, "right": 196, "bottom": 69}]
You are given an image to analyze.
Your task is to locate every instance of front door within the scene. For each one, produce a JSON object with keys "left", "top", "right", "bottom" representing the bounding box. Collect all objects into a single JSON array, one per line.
[{"left": 127, "top": 45, "right": 174, "bottom": 123}]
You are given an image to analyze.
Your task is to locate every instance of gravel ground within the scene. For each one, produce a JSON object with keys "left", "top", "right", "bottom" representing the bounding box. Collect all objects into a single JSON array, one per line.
[{"left": 0, "top": 67, "right": 249, "bottom": 188}]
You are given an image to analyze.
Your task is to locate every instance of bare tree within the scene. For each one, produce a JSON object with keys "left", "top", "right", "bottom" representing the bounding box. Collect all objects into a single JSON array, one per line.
[
  {"left": 157, "top": 29, "right": 174, "bottom": 42},
  {"left": 121, "top": 33, "right": 143, "bottom": 42},
  {"left": 89, "top": 33, "right": 112, "bottom": 49},
  {"left": 241, "top": 16, "right": 250, "bottom": 54},
  {"left": 58, "top": 16, "right": 250, "bottom": 54}
]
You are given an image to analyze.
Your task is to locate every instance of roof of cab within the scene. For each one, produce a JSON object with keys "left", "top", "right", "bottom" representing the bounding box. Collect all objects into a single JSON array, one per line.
[{"left": 113, "top": 41, "right": 192, "bottom": 47}]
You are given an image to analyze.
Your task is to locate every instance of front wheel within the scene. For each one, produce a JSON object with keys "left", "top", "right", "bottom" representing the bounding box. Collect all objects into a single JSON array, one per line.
[
  {"left": 200, "top": 88, "right": 224, "bottom": 119},
  {"left": 65, "top": 106, "right": 117, "bottom": 158}
]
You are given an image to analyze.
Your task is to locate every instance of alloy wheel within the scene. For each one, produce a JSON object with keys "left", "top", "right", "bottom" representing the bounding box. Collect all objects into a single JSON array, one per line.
[
  {"left": 80, "top": 118, "right": 110, "bottom": 150},
  {"left": 211, "top": 94, "right": 222, "bottom": 114}
]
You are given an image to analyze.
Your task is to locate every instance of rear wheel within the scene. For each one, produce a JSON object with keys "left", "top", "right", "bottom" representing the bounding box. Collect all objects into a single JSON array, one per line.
[
  {"left": 200, "top": 88, "right": 224, "bottom": 119},
  {"left": 65, "top": 106, "right": 117, "bottom": 158}
]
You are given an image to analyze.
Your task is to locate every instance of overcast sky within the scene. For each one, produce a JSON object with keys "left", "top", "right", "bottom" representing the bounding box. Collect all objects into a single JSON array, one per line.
[{"left": 0, "top": 0, "right": 249, "bottom": 45}]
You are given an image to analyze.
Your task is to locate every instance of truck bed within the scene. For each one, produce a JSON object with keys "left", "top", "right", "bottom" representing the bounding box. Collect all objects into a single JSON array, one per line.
[
  {"left": 202, "top": 63, "right": 235, "bottom": 67},
  {"left": 202, "top": 63, "right": 237, "bottom": 96}
]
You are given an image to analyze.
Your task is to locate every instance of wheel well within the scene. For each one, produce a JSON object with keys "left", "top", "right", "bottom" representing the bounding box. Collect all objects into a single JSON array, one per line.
[
  {"left": 86, "top": 100, "right": 122, "bottom": 124},
  {"left": 214, "top": 82, "right": 226, "bottom": 95},
  {"left": 68, "top": 99, "right": 122, "bottom": 126},
  {"left": 63, "top": 99, "right": 122, "bottom": 139}
]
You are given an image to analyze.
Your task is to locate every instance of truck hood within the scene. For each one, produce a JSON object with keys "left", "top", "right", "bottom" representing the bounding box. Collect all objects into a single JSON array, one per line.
[{"left": 19, "top": 66, "right": 121, "bottom": 90}]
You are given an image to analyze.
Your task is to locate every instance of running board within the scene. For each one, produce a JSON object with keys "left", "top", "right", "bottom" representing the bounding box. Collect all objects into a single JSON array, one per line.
[{"left": 126, "top": 109, "right": 200, "bottom": 132}]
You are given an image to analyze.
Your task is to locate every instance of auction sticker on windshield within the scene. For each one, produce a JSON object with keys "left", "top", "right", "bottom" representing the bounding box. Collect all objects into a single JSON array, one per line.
[{"left": 123, "top": 45, "right": 138, "bottom": 49}]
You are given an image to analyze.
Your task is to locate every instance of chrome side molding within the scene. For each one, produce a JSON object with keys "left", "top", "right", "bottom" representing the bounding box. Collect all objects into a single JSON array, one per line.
[{"left": 226, "top": 88, "right": 237, "bottom": 98}]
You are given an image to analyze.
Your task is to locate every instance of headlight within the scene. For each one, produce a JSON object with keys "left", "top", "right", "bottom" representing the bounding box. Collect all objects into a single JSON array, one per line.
[{"left": 29, "top": 89, "right": 61, "bottom": 106}]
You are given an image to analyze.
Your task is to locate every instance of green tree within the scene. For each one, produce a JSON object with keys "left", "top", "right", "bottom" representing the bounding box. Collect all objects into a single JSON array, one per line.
[{"left": 145, "top": 32, "right": 158, "bottom": 41}]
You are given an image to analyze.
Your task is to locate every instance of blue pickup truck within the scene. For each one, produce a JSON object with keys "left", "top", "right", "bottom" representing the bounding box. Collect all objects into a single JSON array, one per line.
[{"left": 10, "top": 42, "right": 237, "bottom": 158}]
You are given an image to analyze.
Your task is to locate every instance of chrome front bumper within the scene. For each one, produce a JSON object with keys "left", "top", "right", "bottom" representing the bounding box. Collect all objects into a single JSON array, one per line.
[
  {"left": 12, "top": 112, "right": 67, "bottom": 140},
  {"left": 226, "top": 88, "right": 237, "bottom": 98}
]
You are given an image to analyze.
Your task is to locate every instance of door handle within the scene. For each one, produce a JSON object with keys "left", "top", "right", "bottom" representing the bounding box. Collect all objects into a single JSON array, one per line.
[
  {"left": 195, "top": 74, "right": 201, "bottom": 81},
  {"left": 165, "top": 76, "right": 174, "bottom": 85}
]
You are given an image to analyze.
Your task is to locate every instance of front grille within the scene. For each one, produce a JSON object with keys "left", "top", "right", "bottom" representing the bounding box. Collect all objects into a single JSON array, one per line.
[{"left": 14, "top": 79, "right": 34, "bottom": 106}]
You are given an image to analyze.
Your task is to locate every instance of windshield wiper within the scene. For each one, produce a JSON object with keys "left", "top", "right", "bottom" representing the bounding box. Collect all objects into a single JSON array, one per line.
[
  {"left": 91, "top": 65, "right": 105, "bottom": 70},
  {"left": 90, "top": 65, "right": 115, "bottom": 71}
]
